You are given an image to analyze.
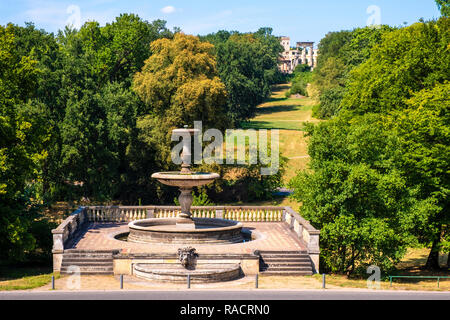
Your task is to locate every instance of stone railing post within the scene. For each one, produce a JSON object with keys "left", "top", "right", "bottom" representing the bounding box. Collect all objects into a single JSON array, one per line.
[
  {"left": 308, "top": 231, "right": 320, "bottom": 273},
  {"left": 52, "top": 229, "right": 64, "bottom": 272},
  {"left": 147, "top": 208, "right": 155, "bottom": 219},
  {"left": 215, "top": 207, "right": 224, "bottom": 219}
]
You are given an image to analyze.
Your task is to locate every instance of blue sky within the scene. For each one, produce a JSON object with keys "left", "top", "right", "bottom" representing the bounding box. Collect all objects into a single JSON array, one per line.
[{"left": 0, "top": 0, "right": 442, "bottom": 45}]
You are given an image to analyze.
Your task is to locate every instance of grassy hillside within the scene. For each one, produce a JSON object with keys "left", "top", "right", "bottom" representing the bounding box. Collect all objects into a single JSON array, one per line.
[{"left": 242, "top": 83, "right": 320, "bottom": 184}]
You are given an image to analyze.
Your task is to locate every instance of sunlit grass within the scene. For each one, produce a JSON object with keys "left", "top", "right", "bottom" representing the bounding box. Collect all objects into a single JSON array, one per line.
[{"left": 0, "top": 267, "right": 60, "bottom": 291}]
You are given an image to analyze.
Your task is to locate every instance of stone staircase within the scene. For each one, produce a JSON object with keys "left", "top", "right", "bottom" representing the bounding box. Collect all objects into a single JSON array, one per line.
[
  {"left": 60, "top": 250, "right": 117, "bottom": 275},
  {"left": 258, "top": 250, "right": 313, "bottom": 276}
]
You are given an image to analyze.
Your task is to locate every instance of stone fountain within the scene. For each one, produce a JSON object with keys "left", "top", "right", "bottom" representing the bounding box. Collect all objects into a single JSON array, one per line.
[{"left": 128, "top": 127, "right": 244, "bottom": 245}]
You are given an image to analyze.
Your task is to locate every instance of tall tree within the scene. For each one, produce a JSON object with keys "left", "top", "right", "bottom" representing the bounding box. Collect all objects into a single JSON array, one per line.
[
  {"left": 132, "top": 33, "right": 228, "bottom": 202},
  {"left": 51, "top": 16, "right": 175, "bottom": 201},
  {"left": 385, "top": 83, "right": 450, "bottom": 269},
  {"left": 0, "top": 24, "right": 49, "bottom": 261},
  {"left": 436, "top": 0, "right": 450, "bottom": 16},
  {"left": 311, "top": 26, "right": 395, "bottom": 118},
  {"left": 341, "top": 18, "right": 449, "bottom": 115},
  {"left": 201, "top": 29, "right": 283, "bottom": 125}
]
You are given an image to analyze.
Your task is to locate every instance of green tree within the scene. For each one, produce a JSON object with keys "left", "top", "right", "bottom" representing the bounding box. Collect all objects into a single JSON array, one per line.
[
  {"left": 436, "top": 0, "right": 450, "bottom": 16},
  {"left": 49, "top": 15, "right": 174, "bottom": 202},
  {"left": 341, "top": 18, "right": 449, "bottom": 115},
  {"left": 384, "top": 83, "right": 450, "bottom": 269},
  {"left": 201, "top": 29, "right": 283, "bottom": 124},
  {"left": 289, "top": 115, "right": 426, "bottom": 274},
  {"left": 131, "top": 34, "right": 230, "bottom": 203},
  {"left": 0, "top": 24, "right": 50, "bottom": 262},
  {"left": 133, "top": 33, "right": 228, "bottom": 127},
  {"left": 312, "top": 26, "right": 395, "bottom": 118}
]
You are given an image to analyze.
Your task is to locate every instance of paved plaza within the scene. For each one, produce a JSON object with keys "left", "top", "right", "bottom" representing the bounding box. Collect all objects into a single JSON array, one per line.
[{"left": 70, "top": 222, "right": 306, "bottom": 254}]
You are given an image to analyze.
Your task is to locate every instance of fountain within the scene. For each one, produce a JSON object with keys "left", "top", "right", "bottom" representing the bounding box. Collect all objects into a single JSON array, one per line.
[{"left": 128, "top": 127, "right": 244, "bottom": 245}]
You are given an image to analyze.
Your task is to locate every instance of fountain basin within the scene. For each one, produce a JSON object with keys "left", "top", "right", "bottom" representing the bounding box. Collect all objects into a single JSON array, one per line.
[
  {"left": 128, "top": 218, "right": 244, "bottom": 244},
  {"left": 133, "top": 263, "right": 241, "bottom": 283},
  {"left": 151, "top": 172, "right": 220, "bottom": 188}
]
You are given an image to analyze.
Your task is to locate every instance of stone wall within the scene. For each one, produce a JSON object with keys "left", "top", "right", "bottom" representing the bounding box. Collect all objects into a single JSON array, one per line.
[{"left": 279, "top": 37, "right": 319, "bottom": 73}]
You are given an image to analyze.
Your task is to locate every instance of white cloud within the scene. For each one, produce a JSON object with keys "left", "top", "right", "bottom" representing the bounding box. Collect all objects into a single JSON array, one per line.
[{"left": 161, "top": 6, "right": 176, "bottom": 14}]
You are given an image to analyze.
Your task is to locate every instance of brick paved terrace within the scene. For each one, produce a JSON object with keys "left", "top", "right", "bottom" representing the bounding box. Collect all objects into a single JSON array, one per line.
[
  {"left": 52, "top": 206, "right": 320, "bottom": 276},
  {"left": 70, "top": 222, "right": 305, "bottom": 254}
]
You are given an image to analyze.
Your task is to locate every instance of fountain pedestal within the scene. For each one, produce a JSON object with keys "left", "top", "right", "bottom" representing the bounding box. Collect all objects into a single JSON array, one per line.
[
  {"left": 127, "top": 127, "right": 244, "bottom": 245},
  {"left": 177, "top": 187, "right": 195, "bottom": 229}
]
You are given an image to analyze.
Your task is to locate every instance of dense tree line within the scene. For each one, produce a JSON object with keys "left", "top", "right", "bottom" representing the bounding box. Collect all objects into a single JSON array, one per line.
[
  {"left": 311, "top": 25, "right": 395, "bottom": 118},
  {"left": 201, "top": 28, "right": 284, "bottom": 125},
  {"left": 290, "top": 13, "right": 450, "bottom": 273},
  {"left": 0, "top": 15, "right": 285, "bottom": 263}
]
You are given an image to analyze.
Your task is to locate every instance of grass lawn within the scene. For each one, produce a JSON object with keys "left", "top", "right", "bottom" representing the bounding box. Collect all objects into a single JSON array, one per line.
[
  {"left": 240, "top": 83, "right": 319, "bottom": 184},
  {"left": 0, "top": 266, "right": 60, "bottom": 291},
  {"left": 313, "top": 248, "right": 449, "bottom": 291}
]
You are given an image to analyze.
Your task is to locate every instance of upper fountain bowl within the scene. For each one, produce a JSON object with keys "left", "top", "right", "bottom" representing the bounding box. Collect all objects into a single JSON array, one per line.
[{"left": 151, "top": 172, "right": 220, "bottom": 188}]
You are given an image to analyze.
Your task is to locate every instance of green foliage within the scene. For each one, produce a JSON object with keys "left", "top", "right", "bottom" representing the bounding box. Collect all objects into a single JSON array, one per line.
[
  {"left": 0, "top": 16, "right": 175, "bottom": 262},
  {"left": 290, "top": 18, "right": 450, "bottom": 272},
  {"left": 201, "top": 28, "right": 283, "bottom": 124},
  {"left": 384, "top": 83, "right": 450, "bottom": 268},
  {"left": 342, "top": 18, "right": 450, "bottom": 115},
  {"left": 436, "top": 0, "right": 450, "bottom": 16},
  {"left": 60, "top": 83, "right": 140, "bottom": 200},
  {"left": 197, "top": 153, "right": 286, "bottom": 203},
  {"left": 174, "top": 189, "right": 215, "bottom": 206},
  {"left": 289, "top": 116, "right": 427, "bottom": 274},
  {"left": 133, "top": 33, "right": 228, "bottom": 127},
  {"left": 312, "top": 26, "right": 395, "bottom": 118},
  {"left": 286, "top": 66, "right": 313, "bottom": 97},
  {"left": 0, "top": 24, "right": 53, "bottom": 263},
  {"left": 294, "top": 64, "right": 311, "bottom": 73},
  {"left": 132, "top": 33, "right": 229, "bottom": 194}
]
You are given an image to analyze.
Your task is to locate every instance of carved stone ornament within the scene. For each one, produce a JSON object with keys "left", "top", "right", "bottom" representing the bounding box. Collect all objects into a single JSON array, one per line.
[{"left": 177, "top": 247, "right": 199, "bottom": 269}]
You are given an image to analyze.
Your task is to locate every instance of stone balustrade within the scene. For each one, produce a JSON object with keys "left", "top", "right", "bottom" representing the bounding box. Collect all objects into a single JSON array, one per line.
[
  {"left": 87, "top": 206, "right": 148, "bottom": 222},
  {"left": 51, "top": 207, "right": 88, "bottom": 272},
  {"left": 52, "top": 205, "right": 320, "bottom": 273},
  {"left": 153, "top": 206, "right": 284, "bottom": 222},
  {"left": 283, "top": 206, "right": 320, "bottom": 272}
]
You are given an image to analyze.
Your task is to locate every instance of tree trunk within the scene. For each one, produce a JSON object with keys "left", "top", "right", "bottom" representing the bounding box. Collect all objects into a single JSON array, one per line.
[
  {"left": 425, "top": 226, "right": 442, "bottom": 270},
  {"left": 447, "top": 252, "right": 450, "bottom": 269}
]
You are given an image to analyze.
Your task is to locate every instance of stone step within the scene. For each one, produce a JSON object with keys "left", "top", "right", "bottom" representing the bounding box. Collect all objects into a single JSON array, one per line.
[
  {"left": 61, "top": 266, "right": 113, "bottom": 273},
  {"left": 260, "top": 271, "right": 313, "bottom": 276},
  {"left": 260, "top": 255, "right": 309, "bottom": 259},
  {"left": 262, "top": 262, "right": 312, "bottom": 268},
  {"left": 258, "top": 250, "right": 308, "bottom": 255},
  {"left": 261, "top": 266, "right": 312, "bottom": 272},
  {"left": 65, "top": 249, "right": 118, "bottom": 254},
  {"left": 61, "top": 270, "right": 114, "bottom": 276},
  {"left": 262, "top": 258, "right": 311, "bottom": 263},
  {"left": 62, "top": 261, "right": 113, "bottom": 267},
  {"left": 62, "top": 254, "right": 114, "bottom": 259}
]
